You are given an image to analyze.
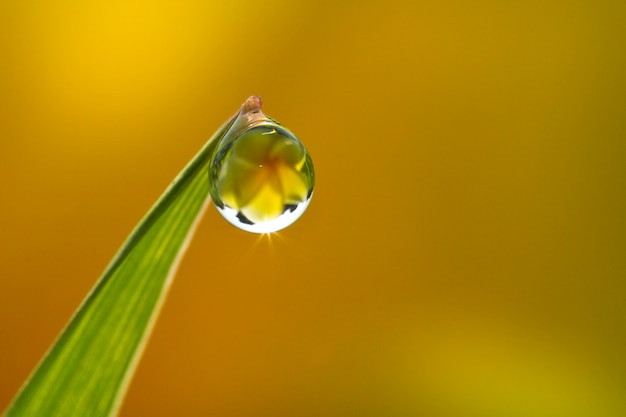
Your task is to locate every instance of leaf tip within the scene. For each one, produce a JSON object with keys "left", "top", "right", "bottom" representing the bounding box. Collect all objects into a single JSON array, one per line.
[{"left": 241, "top": 96, "right": 263, "bottom": 114}]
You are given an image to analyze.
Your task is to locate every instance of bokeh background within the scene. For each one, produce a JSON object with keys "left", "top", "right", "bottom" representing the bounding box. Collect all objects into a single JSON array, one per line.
[{"left": 1, "top": 1, "right": 625, "bottom": 416}]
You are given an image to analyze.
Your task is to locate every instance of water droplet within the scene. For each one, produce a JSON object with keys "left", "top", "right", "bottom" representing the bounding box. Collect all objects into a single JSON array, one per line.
[{"left": 209, "top": 97, "right": 314, "bottom": 233}]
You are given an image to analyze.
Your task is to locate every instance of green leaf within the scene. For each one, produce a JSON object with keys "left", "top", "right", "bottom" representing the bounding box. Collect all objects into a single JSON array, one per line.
[{"left": 3, "top": 106, "right": 240, "bottom": 417}]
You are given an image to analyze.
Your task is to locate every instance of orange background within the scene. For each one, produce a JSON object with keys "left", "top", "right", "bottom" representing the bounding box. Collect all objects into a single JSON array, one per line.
[{"left": 1, "top": 1, "right": 625, "bottom": 416}]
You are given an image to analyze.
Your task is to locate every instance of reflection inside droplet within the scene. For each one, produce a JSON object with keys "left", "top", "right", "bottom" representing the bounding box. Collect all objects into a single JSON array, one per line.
[{"left": 209, "top": 123, "right": 314, "bottom": 233}]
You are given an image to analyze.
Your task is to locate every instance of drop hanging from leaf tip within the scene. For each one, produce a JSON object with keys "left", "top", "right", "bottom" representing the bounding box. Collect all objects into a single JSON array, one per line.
[{"left": 208, "top": 96, "right": 315, "bottom": 233}]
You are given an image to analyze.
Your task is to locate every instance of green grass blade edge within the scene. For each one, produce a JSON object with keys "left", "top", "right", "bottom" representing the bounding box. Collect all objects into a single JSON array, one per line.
[{"left": 3, "top": 112, "right": 238, "bottom": 417}]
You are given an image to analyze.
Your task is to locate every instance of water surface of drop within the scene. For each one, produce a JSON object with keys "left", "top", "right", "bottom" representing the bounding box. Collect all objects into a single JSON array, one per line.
[{"left": 208, "top": 98, "right": 314, "bottom": 233}]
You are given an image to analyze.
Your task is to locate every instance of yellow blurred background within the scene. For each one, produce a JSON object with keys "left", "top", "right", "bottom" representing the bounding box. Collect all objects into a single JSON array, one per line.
[{"left": 1, "top": 1, "right": 625, "bottom": 415}]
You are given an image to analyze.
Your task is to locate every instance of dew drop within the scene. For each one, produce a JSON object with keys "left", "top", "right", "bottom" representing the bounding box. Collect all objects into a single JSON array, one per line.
[{"left": 208, "top": 97, "right": 314, "bottom": 233}]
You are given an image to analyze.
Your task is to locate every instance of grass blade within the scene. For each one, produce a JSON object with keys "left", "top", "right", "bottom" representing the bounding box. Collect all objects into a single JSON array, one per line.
[{"left": 3, "top": 108, "right": 239, "bottom": 417}]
